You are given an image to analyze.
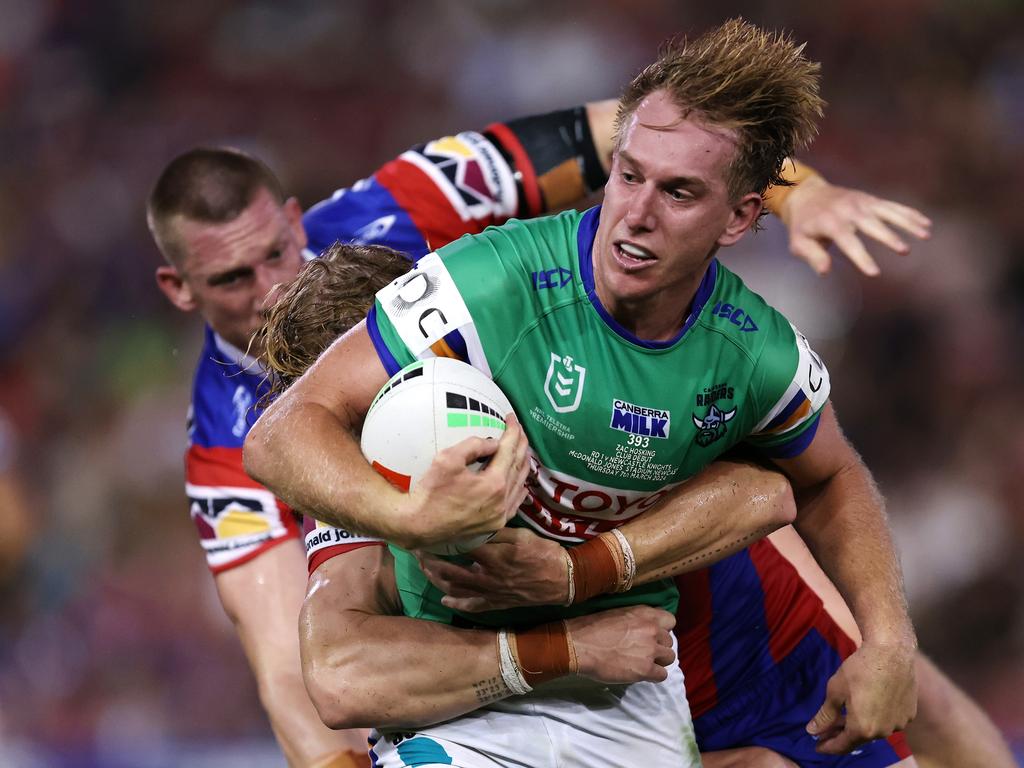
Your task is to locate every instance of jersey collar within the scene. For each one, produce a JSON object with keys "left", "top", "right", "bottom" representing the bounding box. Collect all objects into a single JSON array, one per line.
[
  {"left": 210, "top": 327, "right": 269, "bottom": 376},
  {"left": 576, "top": 205, "right": 718, "bottom": 349}
]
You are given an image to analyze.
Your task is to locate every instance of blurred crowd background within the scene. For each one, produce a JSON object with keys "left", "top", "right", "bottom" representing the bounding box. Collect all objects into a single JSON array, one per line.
[{"left": 0, "top": 0, "right": 1021, "bottom": 765}]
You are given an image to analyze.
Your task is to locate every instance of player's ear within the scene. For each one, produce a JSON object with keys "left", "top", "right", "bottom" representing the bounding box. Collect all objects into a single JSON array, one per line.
[
  {"left": 155, "top": 265, "right": 197, "bottom": 312},
  {"left": 283, "top": 196, "right": 308, "bottom": 251},
  {"left": 717, "top": 192, "right": 763, "bottom": 247}
]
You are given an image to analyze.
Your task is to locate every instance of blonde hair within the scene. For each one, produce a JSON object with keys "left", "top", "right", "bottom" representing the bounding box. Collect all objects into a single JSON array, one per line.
[
  {"left": 616, "top": 19, "right": 824, "bottom": 205},
  {"left": 259, "top": 242, "right": 411, "bottom": 399}
]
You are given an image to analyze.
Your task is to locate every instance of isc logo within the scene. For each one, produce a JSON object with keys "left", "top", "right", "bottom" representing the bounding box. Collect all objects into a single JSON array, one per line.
[
  {"left": 531, "top": 267, "right": 572, "bottom": 290},
  {"left": 711, "top": 301, "right": 758, "bottom": 332}
]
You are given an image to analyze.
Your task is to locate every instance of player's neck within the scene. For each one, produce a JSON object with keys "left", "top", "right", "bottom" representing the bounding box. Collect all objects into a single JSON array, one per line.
[{"left": 601, "top": 279, "right": 703, "bottom": 342}]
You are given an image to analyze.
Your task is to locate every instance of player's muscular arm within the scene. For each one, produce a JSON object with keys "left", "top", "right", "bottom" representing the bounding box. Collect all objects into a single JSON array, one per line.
[
  {"left": 302, "top": 546, "right": 677, "bottom": 729},
  {"left": 422, "top": 460, "right": 796, "bottom": 613},
  {"left": 216, "top": 543, "right": 368, "bottom": 767},
  {"left": 773, "top": 402, "right": 918, "bottom": 755},
  {"left": 243, "top": 322, "right": 529, "bottom": 549}
]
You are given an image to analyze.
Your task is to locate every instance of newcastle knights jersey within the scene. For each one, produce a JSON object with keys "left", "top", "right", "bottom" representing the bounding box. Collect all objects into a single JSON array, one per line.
[
  {"left": 185, "top": 108, "right": 607, "bottom": 573},
  {"left": 187, "top": 128, "right": 549, "bottom": 572}
]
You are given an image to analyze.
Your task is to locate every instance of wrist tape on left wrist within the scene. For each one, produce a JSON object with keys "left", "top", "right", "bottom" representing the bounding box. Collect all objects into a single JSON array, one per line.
[{"left": 497, "top": 620, "right": 579, "bottom": 695}]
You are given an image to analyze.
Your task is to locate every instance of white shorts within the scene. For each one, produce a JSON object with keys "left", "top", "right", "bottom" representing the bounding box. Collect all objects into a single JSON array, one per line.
[{"left": 369, "top": 646, "right": 697, "bottom": 768}]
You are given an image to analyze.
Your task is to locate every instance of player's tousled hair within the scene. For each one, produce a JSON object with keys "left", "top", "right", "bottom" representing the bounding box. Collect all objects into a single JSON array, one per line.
[
  {"left": 259, "top": 242, "right": 412, "bottom": 400},
  {"left": 147, "top": 147, "right": 286, "bottom": 265},
  {"left": 615, "top": 18, "right": 824, "bottom": 211}
]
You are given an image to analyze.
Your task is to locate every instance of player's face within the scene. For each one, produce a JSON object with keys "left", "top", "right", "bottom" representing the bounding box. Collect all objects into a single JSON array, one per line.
[
  {"left": 164, "top": 188, "right": 307, "bottom": 351},
  {"left": 593, "top": 90, "right": 761, "bottom": 338}
]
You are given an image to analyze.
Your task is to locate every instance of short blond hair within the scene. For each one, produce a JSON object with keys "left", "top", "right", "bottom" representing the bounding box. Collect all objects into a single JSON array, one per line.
[{"left": 616, "top": 19, "right": 824, "bottom": 203}]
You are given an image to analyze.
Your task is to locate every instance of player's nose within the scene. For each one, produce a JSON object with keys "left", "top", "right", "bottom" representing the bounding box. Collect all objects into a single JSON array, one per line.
[
  {"left": 255, "top": 266, "right": 292, "bottom": 312},
  {"left": 624, "top": 185, "right": 657, "bottom": 232}
]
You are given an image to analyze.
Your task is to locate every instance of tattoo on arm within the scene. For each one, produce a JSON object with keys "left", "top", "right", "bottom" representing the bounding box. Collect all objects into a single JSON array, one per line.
[
  {"left": 473, "top": 676, "right": 508, "bottom": 705},
  {"left": 645, "top": 525, "right": 778, "bottom": 582}
]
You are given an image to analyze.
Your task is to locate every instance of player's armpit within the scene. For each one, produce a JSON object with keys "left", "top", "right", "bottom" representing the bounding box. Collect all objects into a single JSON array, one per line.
[{"left": 216, "top": 541, "right": 368, "bottom": 766}]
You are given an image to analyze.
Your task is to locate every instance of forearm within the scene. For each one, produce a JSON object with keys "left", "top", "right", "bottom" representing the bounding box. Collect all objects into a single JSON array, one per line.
[
  {"left": 566, "top": 462, "right": 795, "bottom": 605},
  {"left": 244, "top": 396, "right": 408, "bottom": 543},
  {"left": 585, "top": 99, "right": 619, "bottom": 175},
  {"left": 907, "top": 653, "right": 1017, "bottom": 768},
  {"left": 425, "top": 461, "right": 795, "bottom": 611},
  {"left": 218, "top": 546, "right": 367, "bottom": 766},
  {"left": 793, "top": 461, "right": 914, "bottom": 647},
  {"left": 625, "top": 461, "right": 795, "bottom": 584},
  {"left": 304, "top": 609, "right": 509, "bottom": 730}
]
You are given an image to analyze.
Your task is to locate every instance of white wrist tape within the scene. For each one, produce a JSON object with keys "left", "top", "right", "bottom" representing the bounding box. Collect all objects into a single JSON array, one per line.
[
  {"left": 497, "top": 629, "right": 532, "bottom": 696},
  {"left": 610, "top": 528, "right": 637, "bottom": 593}
]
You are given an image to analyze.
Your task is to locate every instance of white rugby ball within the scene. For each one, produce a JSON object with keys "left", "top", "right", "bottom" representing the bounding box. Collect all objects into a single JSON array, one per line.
[{"left": 360, "top": 357, "right": 514, "bottom": 556}]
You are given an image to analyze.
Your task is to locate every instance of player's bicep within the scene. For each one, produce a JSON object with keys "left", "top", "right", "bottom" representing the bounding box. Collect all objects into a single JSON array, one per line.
[
  {"left": 745, "top": 322, "right": 831, "bottom": 460},
  {"left": 304, "top": 544, "right": 399, "bottom": 625},
  {"left": 767, "top": 403, "right": 860, "bottom": 489}
]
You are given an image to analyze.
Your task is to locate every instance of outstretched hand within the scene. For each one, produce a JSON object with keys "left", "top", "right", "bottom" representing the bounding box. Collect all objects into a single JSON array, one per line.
[
  {"left": 779, "top": 174, "right": 932, "bottom": 277},
  {"left": 806, "top": 639, "right": 917, "bottom": 754}
]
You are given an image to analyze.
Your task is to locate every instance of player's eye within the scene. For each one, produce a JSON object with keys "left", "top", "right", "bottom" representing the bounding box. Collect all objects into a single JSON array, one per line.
[
  {"left": 621, "top": 171, "right": 638, "bottom": 184},
  {"left": 668, "top": 188, "right": 690, "bottom": 202},
  {"left": 208, "top": 268, "right": 253, "bottom": 287},
  {"left": 267, "top": 249, "right": 283, "bottom": 261}
]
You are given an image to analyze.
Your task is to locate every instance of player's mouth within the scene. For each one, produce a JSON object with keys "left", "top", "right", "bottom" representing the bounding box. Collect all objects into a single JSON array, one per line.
[{"left": 613, "top": 241, "right": 657, "bottom": 271}]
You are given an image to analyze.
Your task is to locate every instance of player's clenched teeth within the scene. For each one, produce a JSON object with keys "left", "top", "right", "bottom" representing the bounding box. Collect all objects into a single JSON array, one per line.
[{"left": 615, "top": 241, "right": 657, "bottom": 267}]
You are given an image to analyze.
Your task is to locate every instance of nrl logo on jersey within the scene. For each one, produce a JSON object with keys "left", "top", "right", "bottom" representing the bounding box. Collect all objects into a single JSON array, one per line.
[
  {"left": 610, "top": 399, "right": 671, "bottom": 439},
  {"left": 544, "top": 352, "right": 586, "bottom": 413},
  {"left": 692, "top": 404, "right": 737, "bottom": 447}
]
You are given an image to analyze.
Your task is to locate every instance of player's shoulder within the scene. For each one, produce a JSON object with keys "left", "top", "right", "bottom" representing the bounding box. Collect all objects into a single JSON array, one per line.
[
  {"left": 696, "top": 262, "right": 797, "bottom": 364},
  {"left": 443, "top": 207, "right": 580, "bottom": 261},
  {"left": 433, "top": 209, "right": 583, "bottom": 305},
  {"left": 189, "top": 327, "right": 268, "bottom": 449}
]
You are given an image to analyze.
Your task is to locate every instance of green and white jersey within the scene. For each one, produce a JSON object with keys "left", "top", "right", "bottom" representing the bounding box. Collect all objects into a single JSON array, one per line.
[{"left": 367, "top": 206, "right": 830, "bottom": 628}]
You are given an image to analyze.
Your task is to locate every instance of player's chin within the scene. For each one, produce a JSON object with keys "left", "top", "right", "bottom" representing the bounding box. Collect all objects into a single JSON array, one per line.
[{"left": 606, "top": 271, "right": 661, "bottom": 303}]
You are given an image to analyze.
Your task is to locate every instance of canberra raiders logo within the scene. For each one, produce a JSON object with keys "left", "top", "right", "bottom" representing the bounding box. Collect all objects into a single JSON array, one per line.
[{"left": 692, "top": 404, "right": 737, "bottom": 447}]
